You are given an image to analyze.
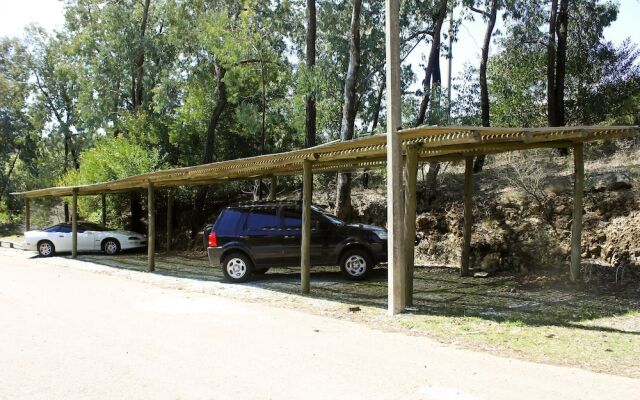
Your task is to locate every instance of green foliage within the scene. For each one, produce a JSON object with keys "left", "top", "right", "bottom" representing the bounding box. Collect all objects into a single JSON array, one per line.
[
  {"left": 0, "top": 0, "right": 638, "bottom": 229},
  {"left": 61, "top": 136, "right": 162, "bottom": 227},
  {"left": 62, "top": 136, "right": 161, "bottom": 186}
]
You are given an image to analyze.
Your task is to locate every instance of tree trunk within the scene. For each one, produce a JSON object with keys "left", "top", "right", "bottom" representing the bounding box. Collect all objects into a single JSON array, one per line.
[
  {"left": 133, "top": 0, "right": 151, "bottom": 109},
  {"left": 370, "top": 79, "right": 385, "bottom": 134},
  {"left": 130, "top": 191, "right": 144, "bottom": 232},
  {"left": 0, "top": 150, "right": 21, "bottom": 207},
  {"left": 554, "top": 0, "right": 569, "bottom": 127},
  {"left": 304, "top": 0, "right": 317, "bottom": 148},
  {"left": 547, "top": 0, "right": 559, "bottom": 127},
  {"left": 192, "top": 60, "right": 228, "bottom": 236},
  {"left": 363, "top": 78, "right": 386, "bottom": 189},
  {"left": 473, "top": 0, "right": 498, "bottom": 173},
  {"left": 335, "top": 0, "right": 362, "bottom": 220},
  {"left": 416, "top": 0, "right": 448, "bottom": 125},
  {"left": 417, "top": 0, "right": 447, "bottom": 204}
]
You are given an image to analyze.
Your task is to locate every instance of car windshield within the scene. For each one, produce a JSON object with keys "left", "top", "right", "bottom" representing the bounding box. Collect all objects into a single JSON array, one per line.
[
  {"left": 79, "top": 222, "right": 109, "bottom": 232},
  {"left": 311, "top": 206, "right": 344, "bottom": 225}
]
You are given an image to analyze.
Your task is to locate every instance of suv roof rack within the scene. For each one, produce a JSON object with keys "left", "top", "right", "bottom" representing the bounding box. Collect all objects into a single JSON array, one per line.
[{"left": 233, "top": 200, "right": 302, "bottom": 207}]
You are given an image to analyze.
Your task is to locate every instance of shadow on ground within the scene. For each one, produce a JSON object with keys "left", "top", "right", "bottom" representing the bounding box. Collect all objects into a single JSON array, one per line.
[{"left": 68, "top": 250, "right": 640, "bottom": 336}]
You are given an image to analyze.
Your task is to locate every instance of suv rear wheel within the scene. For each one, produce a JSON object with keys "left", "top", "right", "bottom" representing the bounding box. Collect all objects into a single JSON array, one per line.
[
  {"left": 222, "top": 252, "right": 254, "bottom": 283},
  {"left": 340, "top": 248, "right": 373, "bottom": 280}
]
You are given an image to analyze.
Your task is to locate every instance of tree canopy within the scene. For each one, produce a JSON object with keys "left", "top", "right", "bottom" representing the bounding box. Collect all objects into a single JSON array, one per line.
[{"left": 1, "top": 0, "right": 638, "bottom": 229}]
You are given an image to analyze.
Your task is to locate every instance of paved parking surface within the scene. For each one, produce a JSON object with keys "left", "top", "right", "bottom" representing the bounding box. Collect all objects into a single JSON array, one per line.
[{"left": 1, "top": 248, "right": 639, "bottom": 399}]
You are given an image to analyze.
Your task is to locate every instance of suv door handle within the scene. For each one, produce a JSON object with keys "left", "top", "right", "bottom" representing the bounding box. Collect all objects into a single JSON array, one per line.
[
  {"left": 284, "top": 235, "right": 295, "bottom": 239},
  {"left": 239, "top": 235, "right": 249, "bottom": 239}
]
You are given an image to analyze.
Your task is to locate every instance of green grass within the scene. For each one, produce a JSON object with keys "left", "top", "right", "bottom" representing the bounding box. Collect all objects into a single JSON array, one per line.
[{"left": 76, "top": 251, "right": 640, "bottom": 378}]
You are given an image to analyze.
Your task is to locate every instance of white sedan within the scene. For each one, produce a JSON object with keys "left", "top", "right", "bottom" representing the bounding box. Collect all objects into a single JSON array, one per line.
[{"left": 24, "top": 222, "right": 147, "bottom": 257}]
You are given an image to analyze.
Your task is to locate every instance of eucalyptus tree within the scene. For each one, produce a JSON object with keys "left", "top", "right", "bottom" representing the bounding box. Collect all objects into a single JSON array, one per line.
[
  {"left": 0, "top": 38, "right": 33, "bottom": 209},
  {"left": 413, "top": 0, "right": 448, "bottom": 204},
  {"left": 487, "top": 0, "right": 636, "bottom": 129},
  {"left": 335, "top": 0, "right": 363, "bottom": 220},
  {"left": 305, "top": 0, "right": 317, "bottom": 148},
  {"left": 463, "top": 0, "right": 499, "bottom": 172}
]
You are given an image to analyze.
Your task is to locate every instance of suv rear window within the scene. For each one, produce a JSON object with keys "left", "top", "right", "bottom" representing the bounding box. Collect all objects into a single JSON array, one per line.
[
  {"left": 214, "top": 208, "right": 246, "bottom": 235},
  {"left": 246, "top": 207, "right": 279, "bottom": 230}
]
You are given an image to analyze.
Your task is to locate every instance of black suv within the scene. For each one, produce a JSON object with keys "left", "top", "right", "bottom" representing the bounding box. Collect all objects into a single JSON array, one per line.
[{"left": 206, "top": 201, "right": 387, "bottom": 282}]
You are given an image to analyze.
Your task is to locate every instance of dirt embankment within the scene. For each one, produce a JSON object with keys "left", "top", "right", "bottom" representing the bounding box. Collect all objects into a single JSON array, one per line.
[{"left": 331, "top": 151, "right": 640, "bottom": 285}]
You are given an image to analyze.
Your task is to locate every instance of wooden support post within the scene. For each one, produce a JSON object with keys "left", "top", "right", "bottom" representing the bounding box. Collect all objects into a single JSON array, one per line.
[
  {"left": 24, "top": 197, "right": 30, "bottom": 232},
  {"left": 461, "top": 157, "right": 473, "bottom": 277},
  {"left": 71, "top": 189, "right": 78, "bottom": 259},
  {"left": 570, "top": 143, "right": 584, "bottom": 282},
  {"left": 147, "top": 182, "right": 156, "bottom": 272},
  {"left": 166, "top": 189, "right": 173, "bottom": 253},
  {"left": 101, "top": 193, "right": 107, "bottom": 227},
  {"left": 386, "top": 0, "right": 406, "bottom": 314},
  {"left": 301, "top": 159, "right": 312, "bottom": 294},
  {"left": 404, "top": 147, "right": 418, "bottom": 306},
  {"left": 269, "top": 176, "right": 277, "bottom": 201}
]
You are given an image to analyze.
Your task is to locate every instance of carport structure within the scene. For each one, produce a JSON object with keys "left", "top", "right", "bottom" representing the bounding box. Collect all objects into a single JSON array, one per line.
[
  {"left": 11, "top": 2, "right": 640, "bottom": 314},
  {"left": 14, "top": 124, "right": 640, "bottom": 314}
]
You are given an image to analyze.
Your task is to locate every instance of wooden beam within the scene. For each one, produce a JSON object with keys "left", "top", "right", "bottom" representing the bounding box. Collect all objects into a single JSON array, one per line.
[
  {"left": 301, "top": 159, "right": 312, "bottom": 294},
  {"left": 166, "top": 189, "right": 173, "bottom": 253},
  {"left": 101, "top": 193, "right": 107, "bottom": 227},
  {"left": 12, "top": 126, "right": 639, "bottom": 200},
  {"left": 386, "top": 0, "right": 406, "bottom": 315},
  {"left": 570, "top": 143, "right": 584, "bottom": 282},
  {"left": 269, "top": 176, "right": 277, "bottom": 200},
  {"left": 147, "top": 182, "right": 156, "bottom": 272},
  {"left": 461, "top": 157, "right": 473, "bottom": 277},
  {"left": 71, "top": 188, "right": 78, "bottom": 259},
  {"left": 404, "top": 146, "right": 418, "bottom": 306},
  {"left": 24, "top": 198, "right": 30, "bottom": 232}
]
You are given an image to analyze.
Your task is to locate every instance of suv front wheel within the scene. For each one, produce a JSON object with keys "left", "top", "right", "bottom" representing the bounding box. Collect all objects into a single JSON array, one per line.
[
  {"left": 340, "top": 248, "right": 373, "bottom": 281},
  {"left": 222, "top": 252, "right": 254, "bottom": 283}
]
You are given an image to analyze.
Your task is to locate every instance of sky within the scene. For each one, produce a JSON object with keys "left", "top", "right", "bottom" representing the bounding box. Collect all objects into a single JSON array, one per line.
[{"left": 1, "top": 0, "right": 639, "bottom": 95}]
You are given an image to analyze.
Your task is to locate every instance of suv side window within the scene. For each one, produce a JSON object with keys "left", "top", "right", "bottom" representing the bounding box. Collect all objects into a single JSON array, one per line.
[
  {"left": 281, "top": 206, "right": 302, "bottom": 229},
  {"left": 246, "top": 207, "right": 279, "bottom": 231},
  {"left": 280, "top": 206, "right": 321, "bottom": 230},
  {"left": 215, "top": 208, "right": 246, "bottom": 235}
]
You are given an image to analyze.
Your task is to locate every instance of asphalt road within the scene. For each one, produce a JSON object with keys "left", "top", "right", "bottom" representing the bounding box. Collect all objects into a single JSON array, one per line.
[{"left": 0, "top": 248, "right": 638, "bottom": 400}]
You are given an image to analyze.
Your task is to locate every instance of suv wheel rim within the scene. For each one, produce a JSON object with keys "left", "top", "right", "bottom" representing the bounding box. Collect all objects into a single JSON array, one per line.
[
  {"left": 227, "top": 258, "right": 247, "bottom": 279},
  {"left": 39, "top": 243, "right": 52, "bottom": 256},
  {"left": 105, "top": 241, "right": 117, "bottom": 254},
  {"left": 345, "top": 255, "right": 367, "bottom": 276}
]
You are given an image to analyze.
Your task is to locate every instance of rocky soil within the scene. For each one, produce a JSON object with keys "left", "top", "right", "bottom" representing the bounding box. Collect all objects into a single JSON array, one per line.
[{"left": 335, "top": 147, "right": 640, "bottom": 285}]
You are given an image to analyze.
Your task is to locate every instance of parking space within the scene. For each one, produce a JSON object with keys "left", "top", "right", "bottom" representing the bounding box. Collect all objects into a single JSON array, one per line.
[{"left": 76, "top": 251, "right": 637, "bottom": 327}]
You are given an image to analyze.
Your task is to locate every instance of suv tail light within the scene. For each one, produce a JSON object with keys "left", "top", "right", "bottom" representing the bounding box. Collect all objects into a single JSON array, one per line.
[{"left": 208, "top": 230, "right": 218, "bottom": 247}]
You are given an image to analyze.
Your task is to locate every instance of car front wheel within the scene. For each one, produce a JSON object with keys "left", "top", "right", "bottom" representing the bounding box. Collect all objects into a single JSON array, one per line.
[
  {"left": 38, "top": 240, "right": 55, "bottom": 257},
  {"left": 340, "top": 249, "right": 373, "bottom": 280},
  {"left": 103, "top": 239, "right": 120, "bottom": 256},
  {"left": 222, "top": 252, "right": 254, "bottom": 283}
]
